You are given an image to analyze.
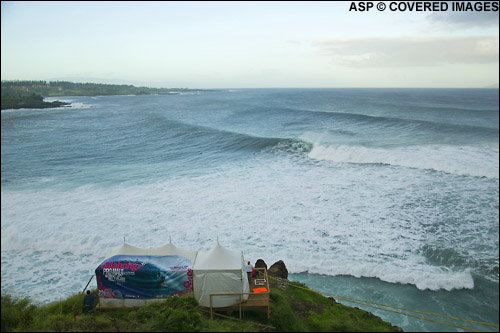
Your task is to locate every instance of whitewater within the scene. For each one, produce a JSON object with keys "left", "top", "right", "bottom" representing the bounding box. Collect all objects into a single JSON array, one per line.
[{"left": 1, "top": 88, "right": 498, "bottom": 331}]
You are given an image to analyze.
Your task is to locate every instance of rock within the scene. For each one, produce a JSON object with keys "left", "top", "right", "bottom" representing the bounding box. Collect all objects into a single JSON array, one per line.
[
  {"left": 268, "top": 260, "right": 288, "bottom": 279},
  {"left": 328, "top": 296, "right": 338, "bottom": 304},
  {"left": 254, "top": 259, "right": 267, "bottom": 270}
]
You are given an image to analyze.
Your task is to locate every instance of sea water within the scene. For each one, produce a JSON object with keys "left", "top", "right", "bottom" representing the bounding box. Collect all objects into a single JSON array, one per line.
[{"left": 1, "top": 88, "right": 498, "bottom": 332}]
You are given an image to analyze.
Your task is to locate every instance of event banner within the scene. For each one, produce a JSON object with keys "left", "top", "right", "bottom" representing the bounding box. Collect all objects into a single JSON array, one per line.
[{"left": 95, "top": 255, "right": 193, "bottom": 299}]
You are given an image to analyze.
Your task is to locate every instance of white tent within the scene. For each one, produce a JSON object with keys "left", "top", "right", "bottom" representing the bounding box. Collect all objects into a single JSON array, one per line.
[
  {"left": 96, "top": 242, "right": 197, "bottom": 308},
  {"left": 103, "top": 242, "right": 197, "bottom": 261},
  {"left": 192, "top": 241, "right": 250, "bottom": 308}
]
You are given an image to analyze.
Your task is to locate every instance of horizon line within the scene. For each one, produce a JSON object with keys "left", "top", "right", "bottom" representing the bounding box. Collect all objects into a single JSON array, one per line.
[{"left": 1, "top": 79, "right": 498, "bottom": 90}]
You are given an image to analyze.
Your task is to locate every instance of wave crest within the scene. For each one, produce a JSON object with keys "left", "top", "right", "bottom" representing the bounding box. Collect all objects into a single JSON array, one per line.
[
  {"left": 288, "top": 260, "right": 475, "bottom": 291},
  {"left": 305, "top": 141, "right": 499, "bottom": 179}
]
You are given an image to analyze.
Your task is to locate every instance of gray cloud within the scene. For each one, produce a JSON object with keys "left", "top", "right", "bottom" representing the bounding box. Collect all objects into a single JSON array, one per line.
[
  {"left": 313, "top": 36, "right": 499, "bottom": 67},
  {"left": 427, "top": 8, "right": 499, "bottom": 29}
]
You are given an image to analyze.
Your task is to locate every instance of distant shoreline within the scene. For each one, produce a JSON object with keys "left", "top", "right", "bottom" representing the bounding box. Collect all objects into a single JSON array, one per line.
[
  {"left": 1, "top": 80, "right": 206, "bottom": 110},
  {"left": 1, "top": 80, "right": 204, "bottom": 96}
]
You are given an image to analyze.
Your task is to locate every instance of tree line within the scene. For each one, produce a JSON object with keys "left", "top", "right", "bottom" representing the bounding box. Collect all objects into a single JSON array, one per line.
[{"left": 1, "top": 80, "right": 197, "bottom": 97}]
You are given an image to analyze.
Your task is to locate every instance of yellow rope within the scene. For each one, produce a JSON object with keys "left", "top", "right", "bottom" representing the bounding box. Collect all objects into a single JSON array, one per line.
[
  {"left": 333, "top": 294, "right": 499, "bottom": 328},
  {"left": 331, "top": 296, "right": 481, "bottom": 332},
  {"left": 267, "top": 276, "right": 498, "bottom": 331}
]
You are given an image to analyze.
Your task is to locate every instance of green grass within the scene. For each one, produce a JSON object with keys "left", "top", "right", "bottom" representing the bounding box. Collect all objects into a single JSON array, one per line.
[
  {"left": 1, "top": 294, "right": 37, "bottom": 332},
  {"left": 1, "top": 284, "right": 402, "bottom": 332},
  {"left": 268, "top": 281, "right": 401, "bottom": 332}
]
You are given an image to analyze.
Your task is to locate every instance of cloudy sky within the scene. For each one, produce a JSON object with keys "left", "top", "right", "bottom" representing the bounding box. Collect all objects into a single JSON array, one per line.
[{"left": 1, "top": 1, "right": 498, "bottom": 88}]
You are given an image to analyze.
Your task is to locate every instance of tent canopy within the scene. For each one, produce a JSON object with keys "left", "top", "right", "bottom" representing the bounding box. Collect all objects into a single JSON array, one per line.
[
  {"left": 95, "top": 241, "right": 249, "bottom": 308},
  {"left": 103, "top": 242, "right": 197, "bottom": 263},
  {"left": 193, "top": 241, "right": 244, "bottom": 271},
  {"left": 192, "top": 241, "right": 250, "bottom": 308}
]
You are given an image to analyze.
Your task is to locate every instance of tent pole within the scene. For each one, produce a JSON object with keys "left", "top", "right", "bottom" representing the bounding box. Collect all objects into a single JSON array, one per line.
[
  {"left": 81, "top": 275, "right": 94, "bottom": 295},
  {"left": 210, "top": 295, "right": 213, "bottom": 319}
]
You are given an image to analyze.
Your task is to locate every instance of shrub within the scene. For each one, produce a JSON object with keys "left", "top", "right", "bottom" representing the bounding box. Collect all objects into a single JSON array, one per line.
[{"left": 1, "top": 294, "right": 37, "bottom": 332}]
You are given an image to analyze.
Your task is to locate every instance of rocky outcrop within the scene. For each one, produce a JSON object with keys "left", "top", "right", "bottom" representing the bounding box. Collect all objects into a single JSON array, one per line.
[
  {"left": 254, "top": 259, "right": 267, "bottom": 270},
  {"left": 268, "top": 260, "right": 288, "bottom": 279}
]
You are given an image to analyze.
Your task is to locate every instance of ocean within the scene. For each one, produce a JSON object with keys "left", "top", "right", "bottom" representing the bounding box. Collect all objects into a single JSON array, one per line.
[{"left": 1, "top": 88, "right": 498, "bottom": 332}]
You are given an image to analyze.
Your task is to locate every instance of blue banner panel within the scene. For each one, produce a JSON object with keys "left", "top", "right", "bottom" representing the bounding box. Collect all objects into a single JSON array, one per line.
[{"left": 95, "top": 255, "right": 193, "bottom": 299}]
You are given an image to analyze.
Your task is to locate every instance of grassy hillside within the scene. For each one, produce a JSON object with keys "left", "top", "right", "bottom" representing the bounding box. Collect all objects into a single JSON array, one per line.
[{"left": 1, "top": 281, "right": 402, "bottom": 332}]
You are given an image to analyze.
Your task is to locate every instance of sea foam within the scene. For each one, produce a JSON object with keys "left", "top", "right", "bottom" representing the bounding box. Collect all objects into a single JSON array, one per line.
[{"left": 2, "top": 151, "right": 496, "bottom": 304}]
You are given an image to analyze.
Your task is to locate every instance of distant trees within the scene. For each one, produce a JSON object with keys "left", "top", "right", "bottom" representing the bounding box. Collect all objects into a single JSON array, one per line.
[
  {"left": 1, "top": 80, "right": 199, "bottom": 98},
  {"left": 1, "top": 80, "right": 204, "bottom": 109},
  {"left": 1, "top": 81, "right": 50, "bottom": 97}
]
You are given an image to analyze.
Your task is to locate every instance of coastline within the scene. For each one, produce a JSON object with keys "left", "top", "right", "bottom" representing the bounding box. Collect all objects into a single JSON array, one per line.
[{"left": 1, "top": 93, "right": 70, "bottom": 110}]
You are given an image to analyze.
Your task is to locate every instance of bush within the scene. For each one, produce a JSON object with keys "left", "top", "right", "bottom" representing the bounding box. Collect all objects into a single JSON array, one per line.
[{"left": 1, "top": 294, "right": 37, "bottom": 332}]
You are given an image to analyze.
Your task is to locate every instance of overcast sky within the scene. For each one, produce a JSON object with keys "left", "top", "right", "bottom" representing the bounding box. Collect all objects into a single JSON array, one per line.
[{"left": 1, "top": 1, "right": 498, "bottom": 88}]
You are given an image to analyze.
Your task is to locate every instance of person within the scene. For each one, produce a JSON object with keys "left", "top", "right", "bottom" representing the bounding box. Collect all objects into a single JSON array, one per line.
[
  {"left": 82, "top": 290, "right": 96, "bottom": 313},
  {"left": 245, "top": 261, "right": 253, "bottom": 283},
  {"left": 157, "top": 272, "right": 166, "bottom": 287}
]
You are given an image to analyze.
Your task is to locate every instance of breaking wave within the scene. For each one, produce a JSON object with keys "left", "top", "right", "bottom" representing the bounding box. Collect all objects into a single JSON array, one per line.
[{"left": 303, "top": 139, "right": 498, "bottom": 179}]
